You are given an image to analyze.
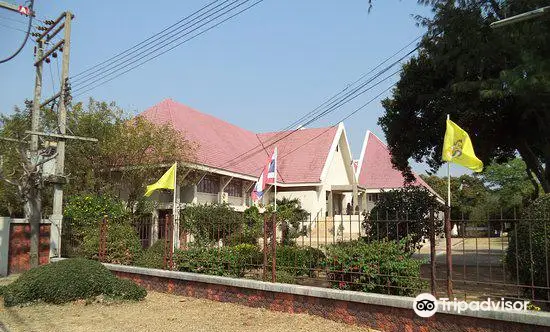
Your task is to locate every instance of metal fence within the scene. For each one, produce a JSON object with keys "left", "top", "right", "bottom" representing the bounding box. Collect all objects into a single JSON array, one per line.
[{"left": 60, "top": 210, "right": 550, "bottom": 310}]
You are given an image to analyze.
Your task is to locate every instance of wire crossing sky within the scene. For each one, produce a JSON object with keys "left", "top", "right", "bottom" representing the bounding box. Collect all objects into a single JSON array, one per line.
[{"left": 0, "top": 1, "right": 468, "bottom": 176}]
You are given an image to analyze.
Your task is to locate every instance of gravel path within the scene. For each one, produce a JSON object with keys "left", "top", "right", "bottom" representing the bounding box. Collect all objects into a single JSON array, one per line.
[{"left": 0, "top": 291, "right": 378, "bottom": 332}]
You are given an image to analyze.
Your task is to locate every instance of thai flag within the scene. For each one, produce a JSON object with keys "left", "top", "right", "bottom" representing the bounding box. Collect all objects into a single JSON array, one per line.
[{"left": 252, "top": 148, "right": 277, "bottom": 202}]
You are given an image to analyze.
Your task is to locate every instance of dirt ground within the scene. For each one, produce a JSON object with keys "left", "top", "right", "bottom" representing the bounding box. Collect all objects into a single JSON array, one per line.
[{"left": 0, "top": 291, "right": 378, "bottom": 332}]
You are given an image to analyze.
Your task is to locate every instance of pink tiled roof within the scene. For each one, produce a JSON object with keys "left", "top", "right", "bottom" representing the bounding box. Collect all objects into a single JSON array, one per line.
[
  {"left": 357, "top": 131, "right": 435, "bottom": 193},
  {"left": 140, "top": 99, "right": 337, "bottom": 183},
  {"left": 257, "top": 127, "right": 338, "bottom": 183}
]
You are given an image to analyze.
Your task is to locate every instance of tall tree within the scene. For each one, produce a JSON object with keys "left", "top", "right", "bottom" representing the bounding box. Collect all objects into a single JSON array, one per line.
[
  {"left": 0, "top": 98, "right": 196, "bottom": 267},
  {"left": 379, "top": 0, "right": 550, "bottom": 191}
]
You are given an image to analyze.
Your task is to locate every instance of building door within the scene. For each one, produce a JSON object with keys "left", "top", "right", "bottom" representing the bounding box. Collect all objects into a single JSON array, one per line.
[{"left": 157, "top": 209, "right": 172, "bottom": 239}]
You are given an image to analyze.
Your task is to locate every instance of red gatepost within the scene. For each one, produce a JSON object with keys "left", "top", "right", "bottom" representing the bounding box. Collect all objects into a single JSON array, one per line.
[
  {"left": 98, "top": 215, "right": 108, "bottom": 262},
  {"left": 163, "top": 214, "right": 174, "bottom": 270}
]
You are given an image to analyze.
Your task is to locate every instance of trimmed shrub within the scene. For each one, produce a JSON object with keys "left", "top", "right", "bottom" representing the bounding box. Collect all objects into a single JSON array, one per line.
[
  {"left": 79, "top": 222, "right": 142, "bottom": 265},
  {"left": 180, "top": 203, "right": 244, "bottom": 246},
  {"left": 272, "top": 246, "right": 325, "bottom": 277},
  {"left": 65, "top": 194, "right": 129, "bottom": 235},
  {"left": 2, "top": 258, "right": 146, "bottom": 306},
  {"left": 174, "top": 244, "right": 262, "bottom": 278},
  {"left": 111, "top": 278, "right": 147, "bottom": 300},
  {"left": 134, "top": 239, "right": 167, "bottom": 269},
  {"left": 0, "top": 285, "right": 5, "bottom": 296},
  {"left": 506, "top": 194, "right": 550, "bottom": 301},
  {"left": 323, "top": 239, "right": 425, "bottom": 296},
  {"left": 275, "top": 271, "right": 297, "bottom": 284}
]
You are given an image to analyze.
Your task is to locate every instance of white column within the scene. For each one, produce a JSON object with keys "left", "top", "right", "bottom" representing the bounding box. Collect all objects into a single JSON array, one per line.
[{"left": 0, "top": 217, "right": 11, "bottom": 276}]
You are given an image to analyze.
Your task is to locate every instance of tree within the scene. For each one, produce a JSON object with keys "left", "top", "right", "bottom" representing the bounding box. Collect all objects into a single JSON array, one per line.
[
  {"left": 476, "top": 158, "right": 537, "bottom": 208},
  {"left": 268, "top": 197, "right": 308, "bottom": 246},
  {"left": 64, "top": 99, "right": 196, "bottom": 205},
  {"left": 363, "top": 185, "right": 443, "bottom": 251},
  {"left": 378, "top": 0, "right": 550, "bottom": 192},
  {"left": 0, "top": 98, "right": 196, "bottom": 267},
  {"left": 0, "top": 104, "right": 58, "bottom": 267}
]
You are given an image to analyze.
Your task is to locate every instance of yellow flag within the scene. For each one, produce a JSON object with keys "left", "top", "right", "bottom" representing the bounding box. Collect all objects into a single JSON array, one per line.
[
  {"left": 144, "top": 162, "right": 177, "bottom": 197},
  {"left": 442, "top": 119, "right": 483, "bottom": 172}
]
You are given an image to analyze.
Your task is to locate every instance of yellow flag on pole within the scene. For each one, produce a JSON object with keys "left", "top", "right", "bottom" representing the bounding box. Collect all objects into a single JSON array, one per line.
[
  {"left": 144, "top": 162, "right": 177, "bottom": 197},
  {"left": 442, "top": 119, "right": 483, "bottom": 172}
]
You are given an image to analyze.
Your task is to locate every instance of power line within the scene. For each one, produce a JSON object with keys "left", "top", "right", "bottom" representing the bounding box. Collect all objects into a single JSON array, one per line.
[
  {"left": 71, "top": 0, "right": 244, "bottom": 88},
  {"left": 0, "top": 0, "right": 35, "bottom": 64},
  {"left": 223, "top": 68, "right": 401, "bottom": 170},
  {"left": 70, "top": 0, "right": 221, "bottom": 80},
  {"left": 220, "top": 41, "right": 420, "bottom": 170},
  {"left": 250, "top": 82, "right": 397, "bottom": 175},
  {"left": 0, "top": 21, "right": 28, "bottom": 33},
  {"left": 70, "top": 0, "right": 264, "bottom": 97}
]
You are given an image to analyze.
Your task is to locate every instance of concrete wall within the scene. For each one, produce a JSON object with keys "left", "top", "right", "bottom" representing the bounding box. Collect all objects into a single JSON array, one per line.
[
  {"left": 0, "top": 217, "right": 10, "bottom": 276},
  {"left": 92, "top": 262, "right": 550, "bottom": 332}
]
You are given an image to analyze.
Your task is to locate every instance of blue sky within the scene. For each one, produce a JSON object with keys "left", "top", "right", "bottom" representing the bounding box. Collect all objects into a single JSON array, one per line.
[{"left": 0, "top": 0, "right": 468, "bottom": 176}]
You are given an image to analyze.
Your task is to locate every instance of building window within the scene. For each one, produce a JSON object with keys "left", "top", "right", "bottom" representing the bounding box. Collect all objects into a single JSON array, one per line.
[
  {"left": 197, "top": 175, "right": 219, "bottom": 194},
  {"left": 225, "top": 179, "right": 242, "bottom": 197},
  {"left": 368, "top": 193, "right": 379, "bottom": 202}
]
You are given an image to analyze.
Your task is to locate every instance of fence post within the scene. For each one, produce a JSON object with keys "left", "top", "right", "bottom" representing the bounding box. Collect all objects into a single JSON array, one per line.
[
  {"left": 263, "top": 214, "right": 268, "bottom": 281},
  {"left": 429, "top": 210, "right": 437, "bottom": 296},
  {"left": 271, "top": 213, "right": 277, "bottom": 283},
  {"left": 98, "top": 215, "right": 107, "bottom": 262},
  {"left": 163, "top": 215, "right": 174, "bottom": 270},
  {"left": 445, "top": 207, "right": 453, "bottom": 298}
]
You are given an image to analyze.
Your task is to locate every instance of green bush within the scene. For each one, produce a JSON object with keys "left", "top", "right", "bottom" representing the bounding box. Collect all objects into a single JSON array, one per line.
[
  {"left": 79, "top": 222, "right": 142, "bottom": 265},
  {"left": 506, "top": 194, "right": 550, "bottom": 301},
  {"left": 0, "top": 285, "right": 5, "bottom": 296},
  {"left": 275, "top": 271, "right": 297, "bottom": 284},
  {"left": 65, "top": 194, "right": 129, "bottom": 235},
  {"left": 110, "top": 278, "right": 147, "bottom": 300},
  {"left": 134, "top": 239, "right": 167, "bottom": 269},
  {"left": 363, "top": 186, "right": 442, "bottom": 252},
  {"left": 174, "top": 244, "right": 262, "bottom": 278},
  {"left": 181, "top": 203, "right": 244, "bottom": 246},
  {"left": 2, "top": 258, "right": 146, "bottom": 306},
  {"left": 272, "top": 246, "right": 325, "bottom": 277},
  {"left": 323, "top": 239, "right": 425, "bottom": 296}
]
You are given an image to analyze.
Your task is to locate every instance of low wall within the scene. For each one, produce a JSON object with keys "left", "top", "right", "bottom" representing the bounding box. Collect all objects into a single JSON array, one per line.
[{"left": 100, "top": 263, "right": 550, "bottom": 332}]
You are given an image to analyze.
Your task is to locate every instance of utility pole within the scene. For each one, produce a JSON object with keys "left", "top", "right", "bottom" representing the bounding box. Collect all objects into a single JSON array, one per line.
[
  {"left": 50, "top": 11, "right": 71, "bottom": 259},
  {"left": 27, "top": 35, "right": 43, "bottom": 266},
  {"left": 34, "top": 12, "right": 97, "bottom": 259}
]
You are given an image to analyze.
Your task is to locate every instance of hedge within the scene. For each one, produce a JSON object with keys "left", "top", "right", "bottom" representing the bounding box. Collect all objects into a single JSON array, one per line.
[
  {"left": 271, "top": 245, "right": 325, "bottom": 277},
  {"left": 79, "top": 222, "right": 142, "bottom": 265},
  {"left": 506, "top": 194, "right": 550, "bottom": 301},
  {"left": 174, "top": 244, "right": 262, "bottom": 278},
  {"left": 134, "top": 239, "right": 167, "bottom": 269},
  {"left": 323, "top": 239, "right": 425, "bottom": 296},
  {"left": 2, "top": 258, "right": 146, "bottom": 307}
]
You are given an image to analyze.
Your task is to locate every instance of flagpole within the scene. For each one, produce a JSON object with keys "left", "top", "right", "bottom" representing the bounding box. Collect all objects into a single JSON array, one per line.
[
  {"left": 445, "top": 114, "right": 453, "bottom": 297},
  {"left": 274, "top": 147, "right": 277, "bottom": 212},
  {"left": 172, "top": 162, "right": 178, "bottom": 250}
]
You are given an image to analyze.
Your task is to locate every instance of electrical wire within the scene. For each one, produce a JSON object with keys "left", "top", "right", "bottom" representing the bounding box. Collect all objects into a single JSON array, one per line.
[
  {"left": 71, "top": 0, "right": 243, "bottom": 88},
  {"left": 0, "top": 21, "right": 28, "bottom": 33},
  {"left": 0, "top": 0, "right": 35, "bottom": 64},
  {"left": 219, "top": 42, "right": 420, "bottom": 170},
  {"left": 71, "top": 0, "right": 265, "bottom": 97},
  {"left": 70, "top": 0, "right": 221, "bottom": 80},
  {"left": 224, "top": 68, "right": 401, "bottom": 170}
]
